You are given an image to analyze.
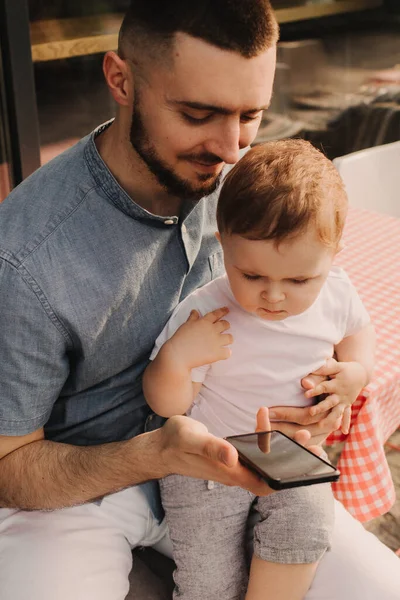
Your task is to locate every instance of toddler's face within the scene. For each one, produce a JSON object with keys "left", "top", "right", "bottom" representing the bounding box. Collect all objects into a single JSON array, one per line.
[{"left": 219, "top": 227, "right": 337, "bottom": 321}]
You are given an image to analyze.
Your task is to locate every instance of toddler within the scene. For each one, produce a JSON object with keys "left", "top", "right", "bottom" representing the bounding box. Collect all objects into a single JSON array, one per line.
[{"left": 143, "top": 139, "right": 375, "bottom": 600}]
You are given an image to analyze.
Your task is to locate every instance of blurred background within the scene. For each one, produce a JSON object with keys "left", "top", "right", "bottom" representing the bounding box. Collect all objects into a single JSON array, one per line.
[{"left": 0, "top": 0, "right": 399, "bottom": 200}]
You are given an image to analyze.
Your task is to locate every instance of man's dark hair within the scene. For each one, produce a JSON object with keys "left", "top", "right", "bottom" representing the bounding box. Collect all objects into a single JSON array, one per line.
[{"left": 118, "top": 0, "right": 279, "bottom": 61}]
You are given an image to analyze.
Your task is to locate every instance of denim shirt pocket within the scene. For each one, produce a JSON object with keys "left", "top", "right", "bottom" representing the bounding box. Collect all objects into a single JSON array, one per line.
[{"left": 208, "top": 250, "right": 224, "bottom": 280}]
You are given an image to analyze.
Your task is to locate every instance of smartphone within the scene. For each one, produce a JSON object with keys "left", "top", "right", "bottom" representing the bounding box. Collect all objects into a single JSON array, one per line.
[{"left": 225, "top": 431, "right": 340, "bottom": 490}]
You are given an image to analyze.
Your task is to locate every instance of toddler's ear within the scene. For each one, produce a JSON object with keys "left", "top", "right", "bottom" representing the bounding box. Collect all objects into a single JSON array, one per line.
[{"left": 215, "top": 231, "right": 221, "bottom": 243}]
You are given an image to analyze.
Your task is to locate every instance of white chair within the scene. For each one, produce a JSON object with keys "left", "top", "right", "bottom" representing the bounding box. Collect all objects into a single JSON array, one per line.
[{"left": 333, "top": 141, "right": 400, "bottom": 218}]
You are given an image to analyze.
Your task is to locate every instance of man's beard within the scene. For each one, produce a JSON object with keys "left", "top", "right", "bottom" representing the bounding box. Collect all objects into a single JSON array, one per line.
[{"left": 129, "top": 99, "right": 224, "bottom": 201}]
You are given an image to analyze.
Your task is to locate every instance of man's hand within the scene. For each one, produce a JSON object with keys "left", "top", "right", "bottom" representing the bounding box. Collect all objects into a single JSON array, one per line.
[
  {"left": 157, "top": 415, "right": 273, "bottom": 496},
  {"left": 263, "top": 360, "right": 345, "bottom": 445},
  {"left": 164, "top": 307, "right": 233, "bottom": 370},
  {"left": 304, "top": 358, "right": 368, "bottom": 434},
  {"left": 256, "top": 407, "right": 324, "bottom": 457},
  {"left": 267, "top": 403, "right": 345, "bottom": 447},
  {"left": 157, "top": 408, "right": 324, "bottom": 496}
]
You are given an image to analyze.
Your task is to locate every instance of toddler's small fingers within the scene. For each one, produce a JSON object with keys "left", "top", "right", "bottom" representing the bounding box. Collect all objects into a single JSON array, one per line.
[
  {"left": 312, "top": 357, "right": 340, "bottom": 377},
  {"left": 305, "top": 380, "right": 337, "bottom": 399},
  {"left": 309, "top": 395, "right": 340, "bottom": 416},
  {"left": 341, "top": 406, "right": 351, "bottom": 434},
  {"left": 187, "top": 309, "right": 200, "bottom": 322},
  {"left": 220, "top": 347, "right": 232, "bottom": 360},
  {"left": 222, "top": 333, "right": 233, "bottom": 346},
  {"left": 217, "top": 319, "right": 231, "bottom": 332},
  {"left": 305, "top": 386, "right": 322, "bottom": 399},
  {"left": 204, "top": 307, "right": 229, "bottom": 322},
  {"left": 301, "top": 374, "right": 326, "bottom": 391},
  {"left": 320, "top": 403, "right": 344, "bottom": 431}
]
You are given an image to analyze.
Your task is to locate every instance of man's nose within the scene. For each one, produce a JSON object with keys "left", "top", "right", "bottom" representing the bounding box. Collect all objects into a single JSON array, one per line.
[{"left": 205, "top": 120, "right": 242, "bottom": 165}]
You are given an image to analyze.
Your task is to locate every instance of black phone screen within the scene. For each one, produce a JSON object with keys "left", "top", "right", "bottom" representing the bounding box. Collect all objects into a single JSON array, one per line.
[{"left": 226, "top": 431, "right": 339, "bottom": 485}]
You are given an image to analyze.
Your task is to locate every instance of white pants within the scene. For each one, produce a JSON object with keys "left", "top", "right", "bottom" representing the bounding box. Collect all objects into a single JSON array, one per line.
[{"left": 0, "top": 488, "right": 398, "bottom": 600}]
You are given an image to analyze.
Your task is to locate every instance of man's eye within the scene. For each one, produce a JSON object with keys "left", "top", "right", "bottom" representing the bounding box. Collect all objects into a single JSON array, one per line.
[
  {"left": 241, "top": 112, "right": 263, "bottom": 123},
  {"left": 240, "top": 116, "right": 257, "bottom": 123},
  {"left": 242, "top": 273, "right": 261, "bottom": 281},
  {"left": 182, "top": 113, "right": 211, "bottom": 124}
]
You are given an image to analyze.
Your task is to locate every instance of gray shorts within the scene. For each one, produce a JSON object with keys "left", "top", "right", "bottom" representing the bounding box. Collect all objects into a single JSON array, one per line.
[{"left": 160, "top": 475, "right": 334, "bottom": 600}]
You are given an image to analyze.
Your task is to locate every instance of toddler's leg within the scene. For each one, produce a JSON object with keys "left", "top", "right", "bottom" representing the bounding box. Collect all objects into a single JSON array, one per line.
[
  {"left": 246, "top": 557, "right": 318, "bottom": 600},
  {"left": 160, "top": 475, "right": 254, "bottom": 600},
  {"left": 249, "top": 483, "right": 334, "bottom": 600}
]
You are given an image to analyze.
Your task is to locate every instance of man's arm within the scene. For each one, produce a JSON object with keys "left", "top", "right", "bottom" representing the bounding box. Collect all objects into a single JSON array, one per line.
[
  {"left": 0, "top": 416, "right": 275, "bottom": 510},
  {"left": 0, "top": 427, "right": 165, "bottom": 510}
]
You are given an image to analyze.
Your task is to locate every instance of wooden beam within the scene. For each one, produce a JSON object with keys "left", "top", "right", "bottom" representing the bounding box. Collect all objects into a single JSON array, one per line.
[
  {"left": 30, "top": 1, "right": 383, "bottom": 63},
  {"left": 30, "top": 14, "right": 121, "bottom": 62},
  {"left": 277, "top": 0, "right": 382, "bottom": 24}
]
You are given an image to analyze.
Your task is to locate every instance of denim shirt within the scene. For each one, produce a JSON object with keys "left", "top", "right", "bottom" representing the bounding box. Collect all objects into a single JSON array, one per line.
[{"left": 0, "top": 124, "right": 224, "bottom": 518}]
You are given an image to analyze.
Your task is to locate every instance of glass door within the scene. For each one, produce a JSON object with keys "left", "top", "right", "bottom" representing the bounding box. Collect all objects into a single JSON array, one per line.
[
  {"left": 257, "top": 0, "right": 399, "bottom": 160},
  {"left": 0, "top": 81, "right": 12, "bottom": 201},
  {"left": 0, "top": 34, "right": 13, "bottom": 201},
  {"left": 1, "top": 0, "right": 41, "bottom": 188},
  {"left": 1, "top": 0, "right": 396, "bottom": 189},
  {"left": 28, "top": 1, "right": 130, "bottom": 166},
  {"left": 271, "top": 0, "right": 384, "bottom": 22}
]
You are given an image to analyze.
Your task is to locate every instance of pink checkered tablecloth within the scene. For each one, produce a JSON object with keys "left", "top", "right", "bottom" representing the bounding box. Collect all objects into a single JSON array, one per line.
[{"left": 326, "top": 207, "right": 400, "bottom": 522}]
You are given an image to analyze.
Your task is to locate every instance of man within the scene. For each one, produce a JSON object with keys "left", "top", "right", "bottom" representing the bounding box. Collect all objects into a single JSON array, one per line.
[{"left": 0, "top": 2, "right": 398, "bottom": 599}]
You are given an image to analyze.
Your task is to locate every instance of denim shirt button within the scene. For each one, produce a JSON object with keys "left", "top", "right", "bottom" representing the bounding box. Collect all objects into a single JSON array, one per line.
[{"left": 164, "top": 219, "right": 175, "bottom": 225}]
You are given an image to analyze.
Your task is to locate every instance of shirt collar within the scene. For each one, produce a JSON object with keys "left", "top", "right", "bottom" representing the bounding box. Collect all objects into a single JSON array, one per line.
[{"left": 84, "top": 121, "right": 203, "bottom": 225}]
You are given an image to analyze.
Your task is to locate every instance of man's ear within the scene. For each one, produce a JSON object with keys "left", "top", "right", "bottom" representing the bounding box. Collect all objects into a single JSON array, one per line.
[
  {"left": 103, "top": 51, "right": 132, "bottom": 107},
  {"left": 215, "top": 231, "right": 221, "bottom": 243}
]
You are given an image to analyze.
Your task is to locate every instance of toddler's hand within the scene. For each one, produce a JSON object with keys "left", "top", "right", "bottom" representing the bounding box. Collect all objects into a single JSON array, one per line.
[
  {"left": 165, "top": 307, "right": 233, "bottom": 370},
  {"left": 304, "top": 359, "right": 368, "bottom": 434}
]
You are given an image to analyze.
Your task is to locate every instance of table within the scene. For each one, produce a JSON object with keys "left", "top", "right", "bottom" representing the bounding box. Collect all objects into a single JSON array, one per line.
[{"left": 326, "top": 206, "right": 400, "bottom": 522}]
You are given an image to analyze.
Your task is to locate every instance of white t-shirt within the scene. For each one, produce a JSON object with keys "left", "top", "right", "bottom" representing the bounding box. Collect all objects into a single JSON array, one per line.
[{"left": 151, "top": 267, "right": 370, "bottom": 438}]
